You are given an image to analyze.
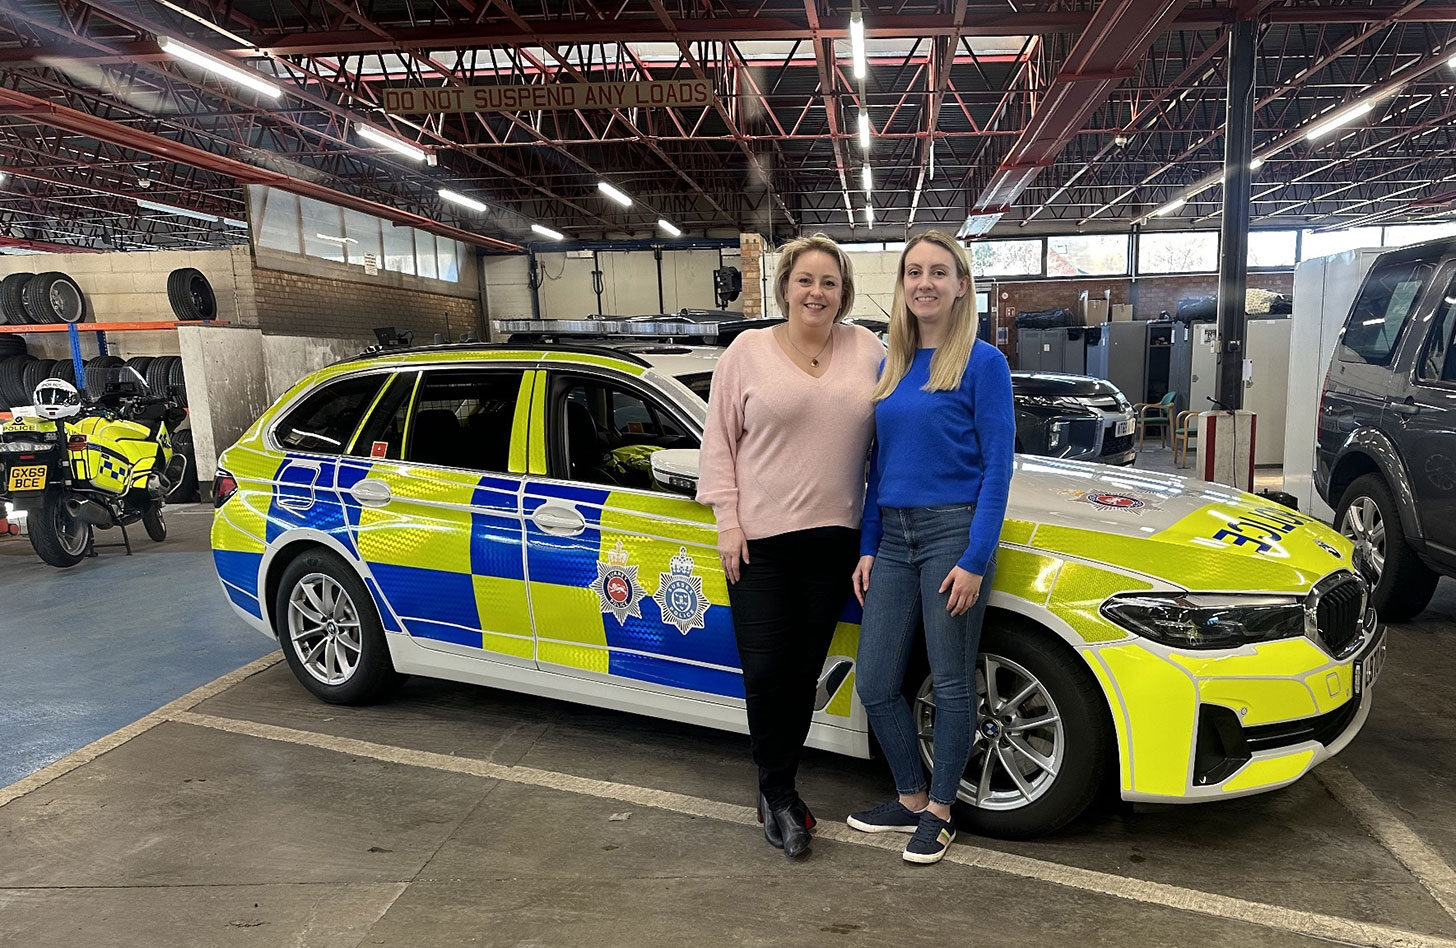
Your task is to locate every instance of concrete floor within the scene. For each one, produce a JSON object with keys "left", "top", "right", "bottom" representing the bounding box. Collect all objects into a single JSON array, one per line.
[{"left": 3, "top": 474, "right": 1455, "bottom": 947}]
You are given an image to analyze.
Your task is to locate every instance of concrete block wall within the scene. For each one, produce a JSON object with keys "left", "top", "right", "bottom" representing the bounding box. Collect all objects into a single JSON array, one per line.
[
  {"left": 532, "top": 248, "right": 744, "bottom": 320},
  {"left": 484, "top": 255, "right": 534, "bottom": 334}
]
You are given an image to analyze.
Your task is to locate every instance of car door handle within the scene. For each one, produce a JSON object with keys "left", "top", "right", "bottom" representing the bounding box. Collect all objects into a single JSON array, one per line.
[
  {"left": 1391, "top": 398, "right": 1421, "bottom": 416},
  {"left": 349, "top": 478, "right": 392, "bottom": 506},
  {"left": 532, "top": 504, "right": 587, "bottom": 536}
]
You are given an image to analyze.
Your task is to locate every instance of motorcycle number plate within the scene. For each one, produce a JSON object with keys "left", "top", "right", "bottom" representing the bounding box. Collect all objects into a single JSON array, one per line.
[{"left": 6, "top": 465, "right": 47, "bottom": 492}]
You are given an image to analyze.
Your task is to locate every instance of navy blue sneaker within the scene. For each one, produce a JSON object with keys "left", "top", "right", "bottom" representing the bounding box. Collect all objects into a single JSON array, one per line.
[
  {"left": 903, "top": 811, "right": 955, "bottom": 864},
  {"left": 846, "top": 799, "right": 922, "bottom": 834}
]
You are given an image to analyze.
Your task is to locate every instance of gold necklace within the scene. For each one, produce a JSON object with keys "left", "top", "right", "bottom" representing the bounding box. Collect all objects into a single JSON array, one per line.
[{"left": 782, "top": 325, "right": 833, "bottom": 367}]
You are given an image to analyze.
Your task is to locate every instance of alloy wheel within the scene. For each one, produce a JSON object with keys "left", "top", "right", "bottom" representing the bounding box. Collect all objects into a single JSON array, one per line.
[
  {"left": 287, "top": 572, "right": 364, "bottom": 685},
  {"left": 54, "top": 502, "right": 89, "bottom": 556},
  {"left": 915, "top": 653, "right": 1067, "bottom": 811},
  {"left": 1339, "top": 496, "right": 1386, "bottom": 584}
]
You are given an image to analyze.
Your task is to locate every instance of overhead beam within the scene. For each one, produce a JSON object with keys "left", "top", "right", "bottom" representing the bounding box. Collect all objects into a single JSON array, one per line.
[{"left": 804, "top": 0, "right": 854, "bottom": 225}]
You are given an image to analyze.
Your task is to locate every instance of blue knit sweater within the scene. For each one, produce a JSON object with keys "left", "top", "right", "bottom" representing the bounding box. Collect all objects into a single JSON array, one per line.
[{"left": 860, "top": 340, "right": 1016, "bottom": 574}]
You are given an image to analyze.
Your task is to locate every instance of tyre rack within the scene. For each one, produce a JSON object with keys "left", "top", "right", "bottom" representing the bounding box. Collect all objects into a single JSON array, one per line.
[{"left": 0, "top": 319, "right": 224, "bottom": 419}]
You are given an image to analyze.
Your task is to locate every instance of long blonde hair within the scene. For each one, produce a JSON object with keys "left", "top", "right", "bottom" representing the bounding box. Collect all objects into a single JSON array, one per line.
[
  {"left": 771, "top": 233, "right": 856, "bottom": 321},
  {"left": 873, "top": 231, "right": 979, "bottom": 401}
]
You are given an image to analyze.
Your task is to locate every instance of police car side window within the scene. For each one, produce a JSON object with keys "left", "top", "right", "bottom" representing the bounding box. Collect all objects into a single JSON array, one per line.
[
  {"left": 405, "top": 369, "right": 521, "bottom": 472},
  {"left": 554, "top": 376, "right": 698, "bottom": 491},
  {"left": 275, "top": 374, "right": 387, "bottom": 455},
  {"left": 348, "top": 371, "right": 418, "bottom": 460}
]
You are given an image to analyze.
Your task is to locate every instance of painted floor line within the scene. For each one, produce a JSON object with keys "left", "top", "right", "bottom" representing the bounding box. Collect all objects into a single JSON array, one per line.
[
  {"left": 1317, "top": 763, "right": 1456, "bottom": 922},
  {"left": 0, "top": 652, "right": 283, "bottom": 809},
  {"left": 170, "top": 709, "right": 1456, "bottom": 948}
]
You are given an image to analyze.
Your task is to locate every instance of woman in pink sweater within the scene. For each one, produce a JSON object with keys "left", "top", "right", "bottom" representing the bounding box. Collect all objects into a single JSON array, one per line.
[{"left": 697, "top": 234, "right": 884, "bottom": 859}]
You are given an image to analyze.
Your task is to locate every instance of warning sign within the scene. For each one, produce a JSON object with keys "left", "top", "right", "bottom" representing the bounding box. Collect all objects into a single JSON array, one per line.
[{"left": 384, "top": 80, "right": 714, "bottom": 114}]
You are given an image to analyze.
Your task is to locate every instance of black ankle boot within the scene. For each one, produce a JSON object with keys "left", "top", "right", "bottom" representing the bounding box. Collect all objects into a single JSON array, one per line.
[
  {"left": 769, "top": 803, "right": 812, "bottom": 858},
  {"left": 757, "top": 792, "right": 783, "bottom": 849}
]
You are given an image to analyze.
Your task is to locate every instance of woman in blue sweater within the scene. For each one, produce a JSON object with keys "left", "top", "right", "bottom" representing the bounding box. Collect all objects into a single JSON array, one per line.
[{"left": 846, "top": 231, "right": 1015, "bottom": 864}]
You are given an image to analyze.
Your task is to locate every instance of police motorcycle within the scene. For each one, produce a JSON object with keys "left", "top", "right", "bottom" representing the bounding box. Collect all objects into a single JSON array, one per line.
[{"left": 0, "top": 372, "right": 188, "bottom": 567}]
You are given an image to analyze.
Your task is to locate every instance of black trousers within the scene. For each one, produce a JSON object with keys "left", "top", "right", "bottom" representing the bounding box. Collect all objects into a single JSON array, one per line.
[{"left": 727, "top": 525, "right": 860, "bottom": 810}]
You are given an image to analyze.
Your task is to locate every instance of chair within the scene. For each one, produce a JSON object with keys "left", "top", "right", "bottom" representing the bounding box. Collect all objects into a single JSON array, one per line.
[
  {"left": 1134, "top": 391, "right": 1178, "bottom": 450},
  {"left": 1173, "top": 409, "right": 1200, "bottom": 468}
]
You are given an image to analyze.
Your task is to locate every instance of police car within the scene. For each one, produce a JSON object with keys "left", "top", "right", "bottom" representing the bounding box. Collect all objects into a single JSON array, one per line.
[{"left": 211, "top": 342, "right": 1386, "bottom": 838}]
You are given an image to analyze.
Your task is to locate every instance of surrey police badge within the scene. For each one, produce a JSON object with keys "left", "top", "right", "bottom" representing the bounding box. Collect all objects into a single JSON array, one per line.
[
  {"left": 654, "top": 546, "right": 708, "bottom": 635},
  {"left": 593, "top": 539, "right": 645, "bottom": 625}
]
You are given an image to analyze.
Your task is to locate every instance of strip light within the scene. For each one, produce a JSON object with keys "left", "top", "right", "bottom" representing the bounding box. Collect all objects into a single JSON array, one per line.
[
  {"left": 356, "top": 124, "right": 427, "bottom": 162},
  {"left": 862, "top": 165, "right": 873, "bottom": 193},
  {"left": 531, "top": 223, "right": 565, "bottom": 240},
  {"left": 598, "top": 182, "right": 633, "bottom": 207},
  {"left": 1305, "top": 102, "right": 1374, "bottom": 141},
  {"left": 1153, "top": 197, "right": 1187, "bottom": 217},
  {"left": 315, "top": 233, "right": 358, "bottom": 244},
  {"left": 439, "top": 189, "right": 487, "bottom": 212},
  {"left": 1250, "top": 157, "right": 1265, "bottom": 171},
  {"left": 157, "top": 36, "right": 282, "bottom": 99},
  {"left": 858, "top": 111, "right": 871, "bottom": 151},
  {"left": 658, "top": 219, "right": 682, "bottom": 237},
  {"left": 850, "top": 13, "right": 867, "bottom": 80},
  {"left": 864, "top": 204, "right": 874, "bottom": 225},
  {"left": 137, "top": 198, "right": 219, "bottom": 223}
]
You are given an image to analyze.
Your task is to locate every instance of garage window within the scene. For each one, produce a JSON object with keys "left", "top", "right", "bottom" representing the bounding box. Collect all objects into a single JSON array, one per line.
[
  {"left": 1339, "top": 261, "right": 1434, "bottom": 366},
  {"left": 274, "top": 373, "right": 388, "bottom": 455}
]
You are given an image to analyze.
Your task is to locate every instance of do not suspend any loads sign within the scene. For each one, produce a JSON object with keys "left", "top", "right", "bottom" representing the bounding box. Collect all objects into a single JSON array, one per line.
[{"left": 383, "top": 80, "right": 714, "bottom": 114}]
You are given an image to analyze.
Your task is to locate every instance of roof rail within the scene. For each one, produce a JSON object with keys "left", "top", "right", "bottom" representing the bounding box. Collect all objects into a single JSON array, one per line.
[{"left": 340, "top": 340, "right": 652, "bottom": 368}]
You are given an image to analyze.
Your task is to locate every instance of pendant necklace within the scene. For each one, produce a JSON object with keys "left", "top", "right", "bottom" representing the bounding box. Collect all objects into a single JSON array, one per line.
[{"left": 783, "top": 326, "right": 833, "bottom": 367}]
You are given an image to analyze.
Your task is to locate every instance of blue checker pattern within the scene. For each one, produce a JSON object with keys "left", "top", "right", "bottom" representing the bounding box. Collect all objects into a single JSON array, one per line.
[
  {"left": 609, "top": 651, "right": 744, "bottom": 699},
  {"left": 472, "top": 475, "right": 526, "bottom": 580},
  {"left": 224, "top": 583, "right": 262, "bottom": 619},
  {"left": 370, "top": 562, "right": 477, "bottom": 631},
  {"left": 213, "top": 549, "right": 263, "bottom": 602},
  {"left": 402, "top": 617, "right": 483, "bottom": 649},
  {"left": 265, "top": 456, "right": 354, "bottom": 556}
]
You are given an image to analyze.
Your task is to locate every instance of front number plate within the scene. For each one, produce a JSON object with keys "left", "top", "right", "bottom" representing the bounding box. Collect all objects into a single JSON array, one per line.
[
  {"left": 6, "top": 465, "right": 47, "bottom": 492},
  {"left": 1353, "top": 627, "right": 1387, "bottom": 695},
  {"left": 1115, "top": 418, "right": 1135, "bottom": 438}
]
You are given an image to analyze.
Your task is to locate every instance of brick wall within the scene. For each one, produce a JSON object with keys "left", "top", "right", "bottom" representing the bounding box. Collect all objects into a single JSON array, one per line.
[
  {"left": 251, "top": 264, "right": 480, "bottom": 341},
  {"left": 739, "top": 233, "right": 765, "bottom": 318},
  {"left": 989, "top": 271, "right": 1294, "bottom": 368}
]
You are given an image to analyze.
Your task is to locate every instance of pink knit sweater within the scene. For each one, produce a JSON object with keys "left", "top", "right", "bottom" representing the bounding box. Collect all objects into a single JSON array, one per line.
[{"left": 697, "top": 323, "right": 884, "bottom": 539}]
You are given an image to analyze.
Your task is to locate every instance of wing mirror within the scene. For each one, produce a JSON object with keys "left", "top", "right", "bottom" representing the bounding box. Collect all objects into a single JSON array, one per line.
[{"left": 650, "top": 448, "right": 700, "bottom": 497}]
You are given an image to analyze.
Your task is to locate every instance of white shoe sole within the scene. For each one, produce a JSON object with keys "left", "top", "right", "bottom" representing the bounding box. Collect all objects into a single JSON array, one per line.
[
  {"left": 902, "top": 833, "right": 955, "bottom": 864},
  {"left": 846, "top": 815, "right": 918, "bottom": 834}
]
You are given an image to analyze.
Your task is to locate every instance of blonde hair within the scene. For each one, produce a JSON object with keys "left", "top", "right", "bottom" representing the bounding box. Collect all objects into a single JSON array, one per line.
[
  {"left": 772, "top": 233, "right": 856, "bottom": 321},
  {"left": 873, "top": 230, "right": 978, "bottom": 401}
]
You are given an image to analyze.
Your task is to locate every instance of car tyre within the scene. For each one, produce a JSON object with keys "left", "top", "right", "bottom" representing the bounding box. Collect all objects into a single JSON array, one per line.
[
  {"left": 275, "top": 548, "right": 401, "bottom": 704},
  {"left": 1335, "top": 473, "right": 1437, "bottom": 622},
  {"left": 915, "top": 620, "right": 1112, "bottom": 839}
]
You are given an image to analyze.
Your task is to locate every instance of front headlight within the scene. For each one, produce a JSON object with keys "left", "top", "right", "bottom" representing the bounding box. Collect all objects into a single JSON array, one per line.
[
  {"left": 1048, "top": 420, "right": 1069, "bottom": 449},
  {"left": 1100, "top": 593, "right": 1306, "bottom": 649}
]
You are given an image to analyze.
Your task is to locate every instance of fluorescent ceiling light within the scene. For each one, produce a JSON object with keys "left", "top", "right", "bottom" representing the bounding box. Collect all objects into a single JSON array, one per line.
[
  {"left": 849, "top": 13, "right": 866, "bottom": 80},
  {"left": 1153, "top": 197, "right": 1187, "bottom": 217},
  {"left": 531, "top": 223, "right": 565, "bottom": 240},
  {"left": 1305, "top": 102, "right": 1374, "bottom": 141},
  {"left": 598, "top": 182, "right": 633, "bottom": 207},
  {"left": 864, "top": 204, "right": 874, "bottom": 225},
  {"left": 862, "top": 166, "right": 872, "bottom": 193},
  {"left": 222, "top": 217, "right": 248, "bottom": 230},
  {"left": 1250, "top": 157, "right": 1265, "bottom": 171},
  {"left": 315, "top": 233, "right": 358, "bottom": 244},
  {"left": 137, "top": 197, "right": 219, "bottom": 223},
  {"left": 356, "top": 124, "right": 427, "bottom": 162},
  {"left": 858, "top": 111, "right": 871, "bottom": 151},
  {"left": 658, "top": 219, "right": 682, "bottom": 237},
  {"left": 157, "top": 36, "right": 282, "bottom": 99},
  {"left": 439, "top": 189, "right": 487, "bottom": 212}
]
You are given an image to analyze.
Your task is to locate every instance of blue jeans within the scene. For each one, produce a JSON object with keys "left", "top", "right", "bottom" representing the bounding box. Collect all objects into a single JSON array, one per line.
[{"left": 856, "top": 505, "right": 997, "bottom": 807}]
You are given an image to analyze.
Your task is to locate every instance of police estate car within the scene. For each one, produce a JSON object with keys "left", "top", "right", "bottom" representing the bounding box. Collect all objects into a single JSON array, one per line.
[{"left": 211, "top": 342, "right": 1386, "bottom": 838}]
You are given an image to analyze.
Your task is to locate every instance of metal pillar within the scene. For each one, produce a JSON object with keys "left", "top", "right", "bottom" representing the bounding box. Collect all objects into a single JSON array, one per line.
[{"left": 1215, "top": 17, "right": 1257, "bottom": 410}]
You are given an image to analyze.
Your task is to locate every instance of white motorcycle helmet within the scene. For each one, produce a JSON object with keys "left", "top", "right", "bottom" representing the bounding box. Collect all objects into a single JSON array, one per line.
[{"left": 33, "top": 378, "right": 82, "bottom": 420}]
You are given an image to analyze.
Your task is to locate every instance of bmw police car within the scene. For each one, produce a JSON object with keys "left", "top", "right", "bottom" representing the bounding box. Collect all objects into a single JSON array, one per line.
[{"left": 211, "top": 342, "right": 1386, "bottom": 838}]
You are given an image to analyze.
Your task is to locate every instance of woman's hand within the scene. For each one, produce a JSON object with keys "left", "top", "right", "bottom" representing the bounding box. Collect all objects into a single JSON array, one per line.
[
  {"left": 939, "top": 566, "right": 983, "bottom": 616},
  {"left": 718, "top": 527, "right": 750, "bottom": 584},
  {"left": 852, "top": 555, "right": 875, "bottom": 606}
]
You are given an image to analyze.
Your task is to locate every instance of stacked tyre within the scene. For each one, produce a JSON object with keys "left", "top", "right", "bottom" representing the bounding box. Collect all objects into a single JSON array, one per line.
[
  {"left": 0, "top": 272, "right": 87, "bottom": 324},
  {"left": 0, "top": 334, "right": 30, "bottom": 411},
  {"left": 167, "top": 268, "right": 216, "bottom": 321}
]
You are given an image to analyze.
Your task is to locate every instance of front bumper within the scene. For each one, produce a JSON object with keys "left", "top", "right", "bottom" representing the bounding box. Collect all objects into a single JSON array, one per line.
[{"left": 1092, "top": 607, "right": 1383, "bottom": 804}]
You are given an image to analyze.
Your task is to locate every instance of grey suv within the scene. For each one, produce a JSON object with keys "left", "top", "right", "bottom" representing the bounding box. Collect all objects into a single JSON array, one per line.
[{"left": 1317, "top": 237, "right": 1456, "bottom": 620}]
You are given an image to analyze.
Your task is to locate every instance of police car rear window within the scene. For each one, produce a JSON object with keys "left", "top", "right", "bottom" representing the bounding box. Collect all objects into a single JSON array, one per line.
[{"left": 275, "top": 374, "right": 387, "bottom": 455}]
